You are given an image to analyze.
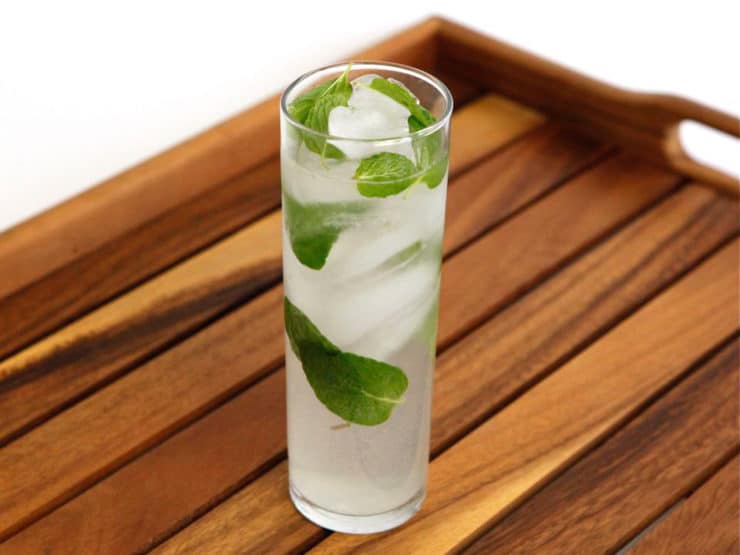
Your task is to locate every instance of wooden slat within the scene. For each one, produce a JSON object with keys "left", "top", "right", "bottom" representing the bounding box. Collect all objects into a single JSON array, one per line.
[
  {"left": 153, "top": 184, "right": 738, "bottom": 555},
  {"left": 0, "top": 94, "right": 546, "bottom": 445},
  {"left": 437, "top": 153, "right": 677, "bottom": 348},
  {"left": 311, "top": 240, "right": 739, "bottom": 553},
  {"left": 443, "top": 122, "right": 609, "bottom": 254},
  {"left": 445, "top": 94, "right": 544, "bottom": 176},
  {"left": 0, "top": 158, "right": 280, "bottom": 361},
  {"left": 0, "top": 150, "right": 674, "bottom": 544},
  {"left": 464, "top": 341, "right": 739, "bottom": 554},
  {"left": 629, "top": 455, "right": 740, "bottom": 555},
  {"left": 0, "top": 212, "right": 282, "bottom": 444},
  {"left": 430, "top": 185, "right": 739, "bottom": 451},
  {"left": 1, "top": 373, "right": 290, "bottom": 555},
  {"left": 0, "top": 18, "right": 442, "bottom": 303},
  {"left": 446, "top": 94, "right": 545, "bottom": 173},
  {"left": 0, "top": 94, "right": 275, "bottom": 302}
]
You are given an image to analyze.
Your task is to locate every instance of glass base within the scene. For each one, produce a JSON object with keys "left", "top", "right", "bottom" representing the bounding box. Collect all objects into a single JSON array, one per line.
[{"left": 289, "top": 482, "right": 425, "bottom": 534}]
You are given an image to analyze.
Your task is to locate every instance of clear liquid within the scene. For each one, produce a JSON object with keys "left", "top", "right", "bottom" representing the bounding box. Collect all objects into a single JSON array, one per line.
[{"left": 282, "top": 147, "right": 446, "bottom": 517}]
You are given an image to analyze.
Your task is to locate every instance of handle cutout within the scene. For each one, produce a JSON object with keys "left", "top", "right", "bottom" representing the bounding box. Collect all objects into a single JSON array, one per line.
[{"left": 678, "top": 120, "right": 740, "bottom": 179}]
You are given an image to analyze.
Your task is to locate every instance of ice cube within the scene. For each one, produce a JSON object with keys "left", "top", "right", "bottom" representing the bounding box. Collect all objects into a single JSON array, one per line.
[
  {"left": 328, "top": 74, "right": 412, "bottom": 159},
  {"left": 346, "top": 276, "right": 439, "bottom": 361},
  {"left": 282, "top": 147, "right": 366, "bottom": 204},
  {"left": 326, "top": 259, "right": 439, "bottom": 351},
  {"left": 327, "top": 218, "right": 420, "bottom": 282},
  {"left": 348, "top": 74, "right": 414, "bottom": 117}
]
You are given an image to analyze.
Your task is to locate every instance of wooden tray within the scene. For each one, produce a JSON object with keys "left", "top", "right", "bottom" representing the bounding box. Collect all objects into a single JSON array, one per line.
[{"left": 1, "top": 17, "right": 738, "bottom": 554}]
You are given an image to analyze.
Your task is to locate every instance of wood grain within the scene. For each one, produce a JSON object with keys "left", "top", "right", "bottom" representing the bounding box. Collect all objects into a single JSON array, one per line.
[
  {"left": 443, "top": 122, "right": 609, "bottom": 254},
  {"left": 0, "top": 17, "right": 443, "bottom": 303},
  {"left": 464, "top": 340, "right": 739, "bottom": 555},
  {"left": 435, "top": 17, "right": 740, "bottom": 194},
  {"left": 629, "top": 454, "right": 740, "bottom": 555},
  {"left": 432, "top": 184, "right": 739, "bottom": 452},
  {"left": 1, "top": 371, "right": 289, "bottom": 555},
  {"left": 0, "top": 93, "right": 544, "bottom": 445},
  {"left": 153, "top": 183, "right": 737, "bottom": 555},
  {"left": 0, "top": 158, "right": 280, "bottom": 361},
  {"left": 0, "top": 284, "right": 286, "bottom": 542},
  {"left": 438, "top": 153, "right": 678, "bottom": 348},
  {"left": 0, "top": 212, "right": 283, "bottom": 445},
  {"left": 445, "top": 94, "right": 544, "bottom": 176},
  {"left": 312, "top": 240, "right": 739, "bottom": 554},
  {"left": 158, "top": 463, "right": 320, "bottom": 555},
  {"left": 2, "top": 373, "right": 292, "bottom": 555},
  {"left": 0, "top": 146, "right": 671, "bottom": 544}
]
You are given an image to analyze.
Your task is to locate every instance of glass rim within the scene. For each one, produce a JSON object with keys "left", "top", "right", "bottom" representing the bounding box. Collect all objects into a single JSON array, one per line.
[{"left": 280, "top": 60, "right": 454, "bottom": 144}]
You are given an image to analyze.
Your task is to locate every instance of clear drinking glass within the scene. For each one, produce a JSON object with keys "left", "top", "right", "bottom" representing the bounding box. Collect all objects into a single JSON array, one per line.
[{"left": 280, "top": 61, "right": 452, "bottom": 533}]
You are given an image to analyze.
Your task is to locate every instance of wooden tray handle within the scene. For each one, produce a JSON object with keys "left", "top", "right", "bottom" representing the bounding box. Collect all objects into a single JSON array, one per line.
[
  {"left": 654, "top": 95, "right": 739, "bottom": 195},
  {"left": 435, "top": 17, "right": 740, "bottom": 196}
]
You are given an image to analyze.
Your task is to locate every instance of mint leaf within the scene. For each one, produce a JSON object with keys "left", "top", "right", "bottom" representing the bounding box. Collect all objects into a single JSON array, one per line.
[
  {"left": 284, "top": 292, "right": 338, "bottom": 356},
  {"left": 283, "top": 192, "right": 365, "bottom": 270},
  {"left": 369, "top": 77, "right": 435, "bottom": 130},
  {"left": 357, "top": 76, "right": 449, "bottom": 193},
  {"left": 354, "top": 152, "right": 417, "bottom": 198},
  {"left": 408, "top": 116, "right": 426, "bottom": 133},
  {"left": 422, "top": 156, "right": 448, "bottom": 188},
  {"left": 414, "top": 132, "right": 448, "bottom": 189},
  {"left": 288, "top": 80, "right": 334, "bottom": 124},
  {"left": 288, "top": 67, "right": 353, "bottom": 159},
  {"left": 285, "top": 296, "right": 408, "bottom": 426}
]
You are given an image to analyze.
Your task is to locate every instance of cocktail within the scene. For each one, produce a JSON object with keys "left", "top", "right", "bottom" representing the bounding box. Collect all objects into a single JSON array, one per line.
[{"left": 280, "top": 61, "right": 452, "bottom": 533}]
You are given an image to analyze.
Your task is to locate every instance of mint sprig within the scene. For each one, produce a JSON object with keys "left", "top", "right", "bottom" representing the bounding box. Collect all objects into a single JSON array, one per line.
[
  {"left": 354, "top": 152, "right": 418, "bottom": 197},
  {"left": 283, "top": 192, "right": 366, "bottom": 270},
  {"left": 354, "top": 77, "right": 448, "bottom": 197},
  {"left": 288, "top": 80, "right": 333, "bottom": 124},
  {"left": 285, "top": 296, "right": 408, "bottom": 426},
  {"left": 288, "top": 66, "right": 353, "bottom": 160},
  {"left": 414, "top": 131, "right": 447, "bottom": 189}
]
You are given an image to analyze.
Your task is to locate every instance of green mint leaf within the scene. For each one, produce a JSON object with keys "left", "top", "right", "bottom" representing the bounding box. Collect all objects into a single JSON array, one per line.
[
  {"left": 407, "top": 115, "right": 426, "bottom": 133},
  {"left": 285, "top": 296, "right": 408, "bottom": 426},
  {"left": 417, "top": 136, "right": 448, "bottom": 189},
  {"left": 283, "top": 192, "right": 365, "bottom": 270},
  {"left": 288, "top": 66, "right": 353, "bottom": 160},
  {"left": 369, "top": 77, "right": 435, "bottom": 129},
  {"left": 354, "top": 152, "right": 418, "bottom": 198},
  {"left": 283, "top": 293, "right": 338, "bottom": 357},
  {"left": 288, "top": 80, "right": 334, "bottom": 124},
  {"left": 360, "top": 76, "right": 448, "bottom": 191}
]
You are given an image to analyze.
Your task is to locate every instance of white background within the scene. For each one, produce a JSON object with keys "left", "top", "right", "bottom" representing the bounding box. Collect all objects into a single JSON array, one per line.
[{"left": 1, "top": 0, "right": 738, "bottom": 232}]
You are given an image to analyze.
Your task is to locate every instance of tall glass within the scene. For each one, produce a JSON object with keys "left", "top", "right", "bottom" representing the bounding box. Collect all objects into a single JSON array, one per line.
[{"left": 280, "top": 62, "right": 452, "bottom": 533}]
